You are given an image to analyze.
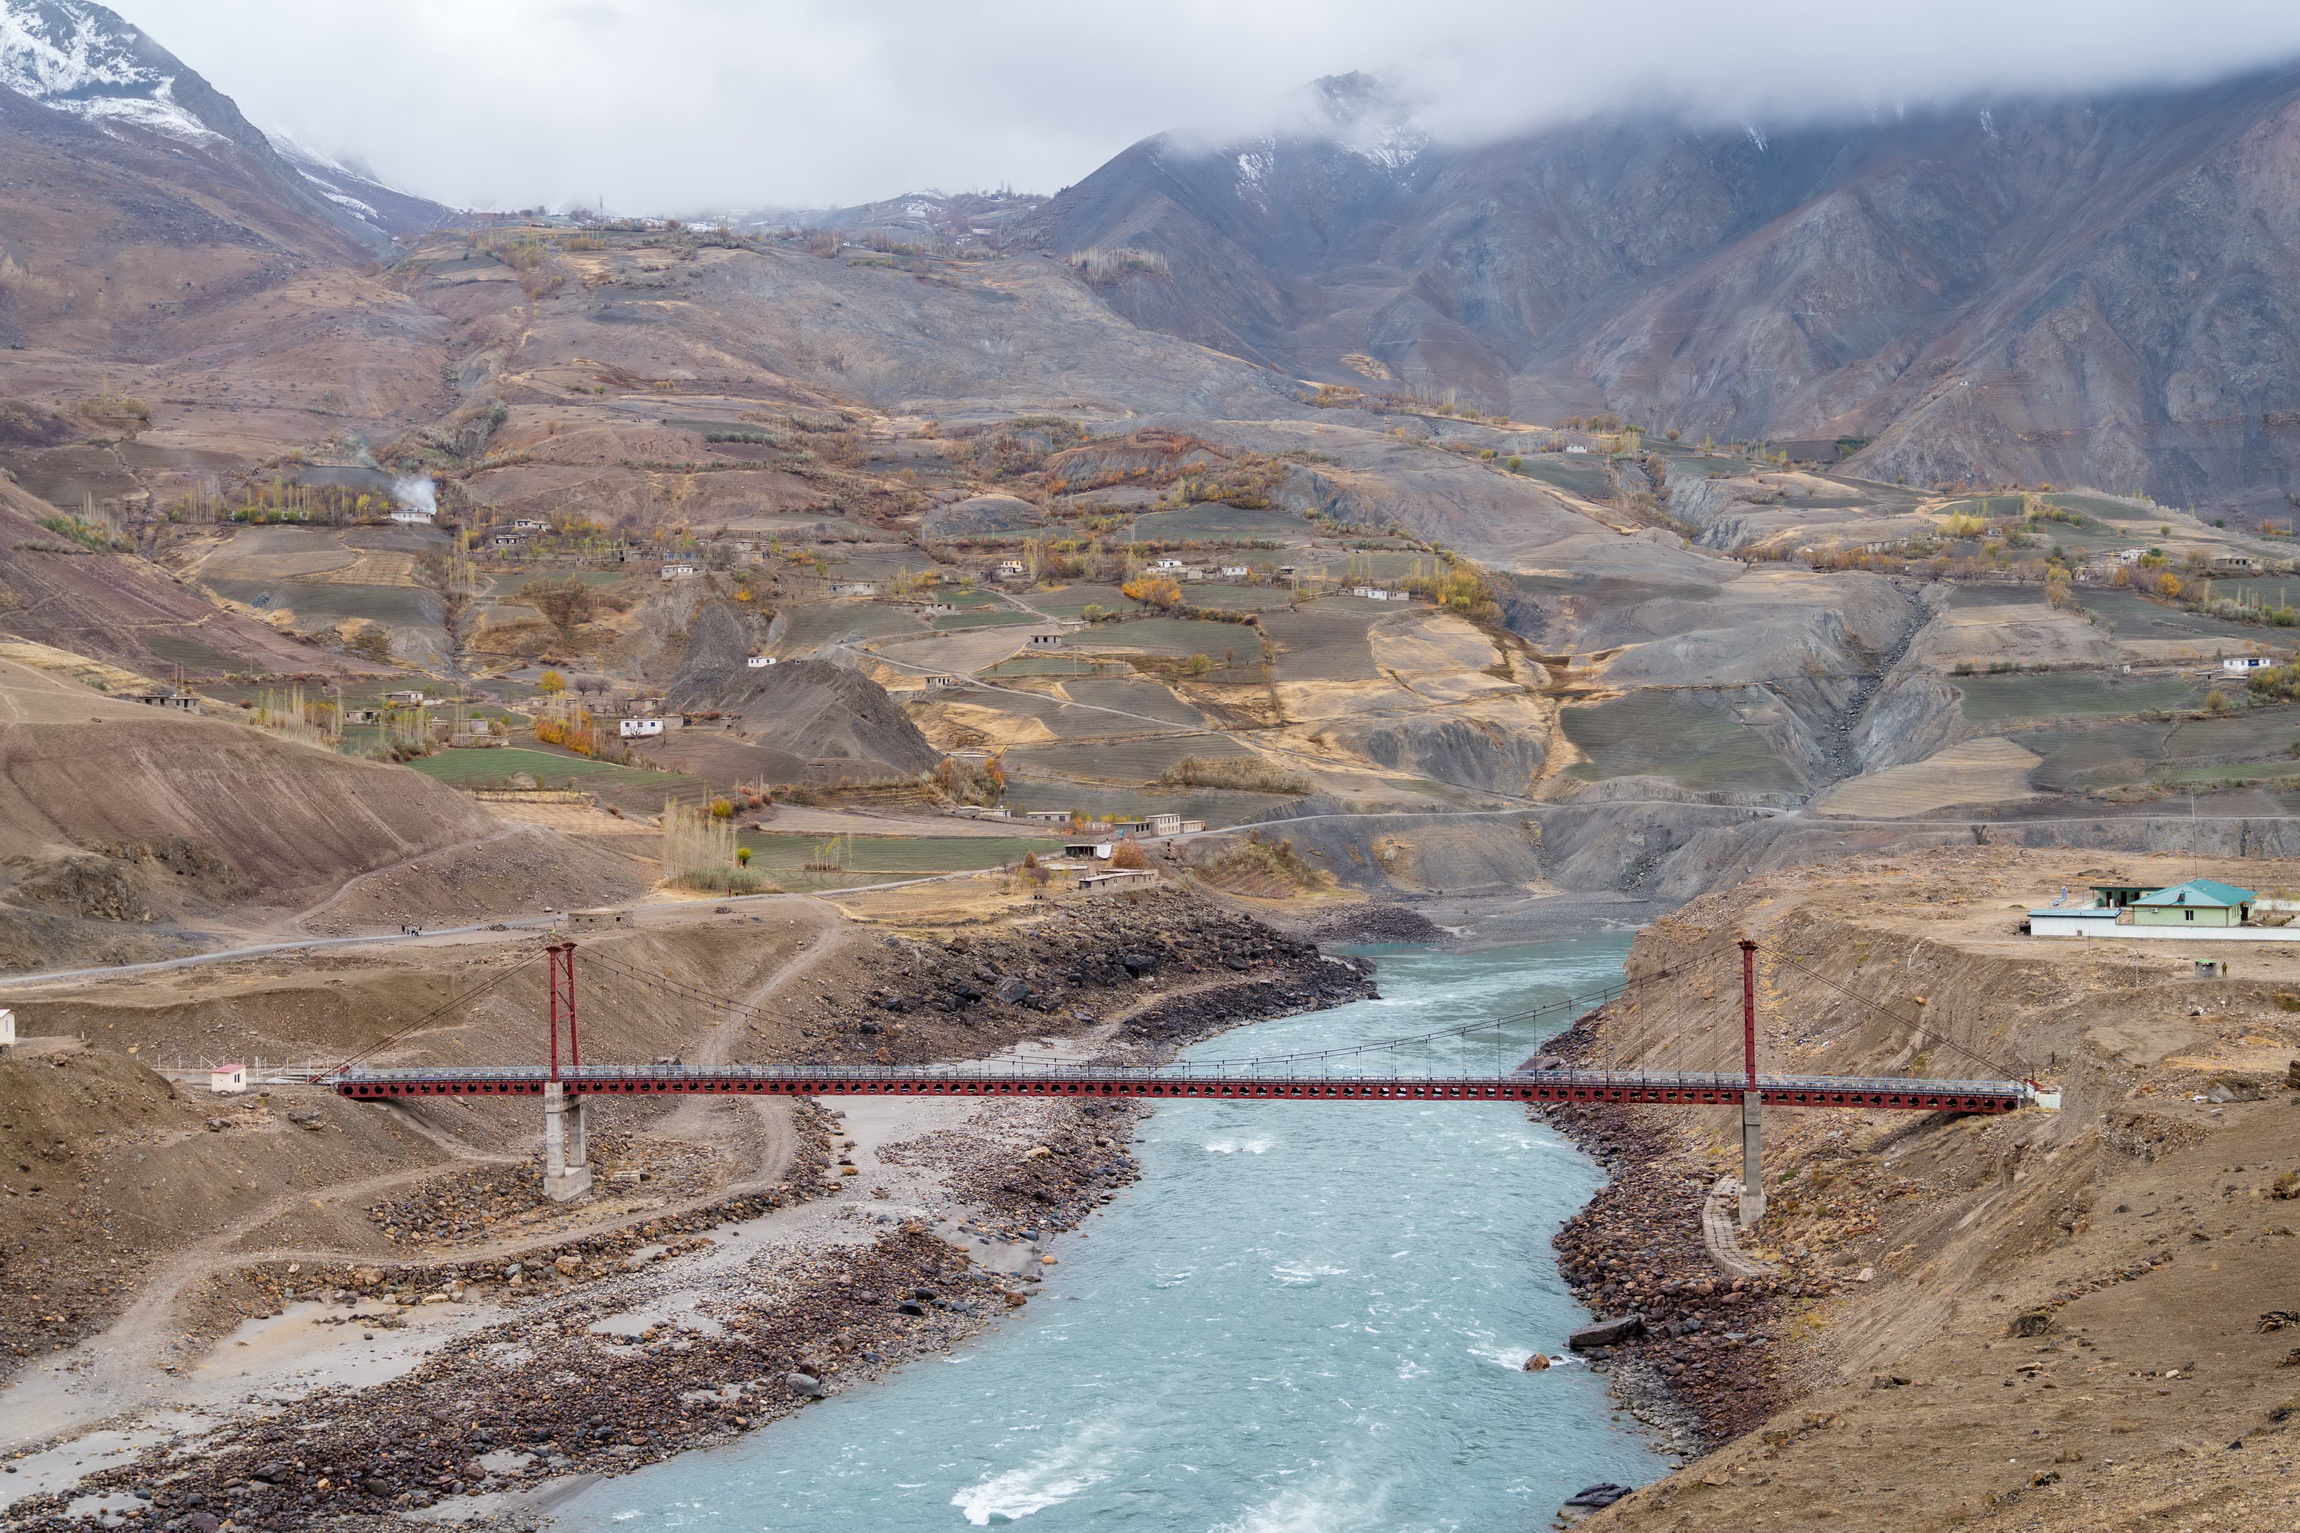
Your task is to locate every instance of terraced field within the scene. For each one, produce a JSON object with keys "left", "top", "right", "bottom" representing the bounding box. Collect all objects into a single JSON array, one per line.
[
  {"left": 1561, "top": 690, "right": 1802, "bottom": 794},
  {"left": 1127, "top": 504, "right": 1313, "bottom": 541},
  {"left": 1082, "top": 616, "right": 1262, "bottom": 659},
  {"left": 734, "top": 831, "right": 1042, "bottom": 881},
  {"left": 1061, "top": 676, "right": 1211, "bottom": 727},
  {"left": 773, "top": 601, "right": 927, "bottom": 652},
  {"left": 1261, "top": 604, "right": 1385, "bottom": 681},
  {"left": 1004, "top": 730, "right": 1259, "bottom": 784},
  {"left": 931, "top": 609, "right": 1039, "bottom": 631},
  {"left": 1179, "top": 583, "right": 1292, "bottom": 610},
  {"left": 404, "top": 745, "right": 706, "bottom": 800},
  {"left": 999, "top": 780, "right": 1286, "bottom": 827},
  {"left": 1510, "top": 457, "right": 1612, "bottom": 498},
  {"left": 1955, "top": 671, "right": 2204, "bottom": 725},
  {"left": 1018, "top": 584, "right": 1140, "bottom": 620},
  {"left": 204, "top": 579, "right": 436, "bottom": 630},
  {"left": 2021, "top": 708, "right": 2300, "bottom": 790},
  {"left": 2070, "top": 590, "right": 2261, "bottom": 641}
]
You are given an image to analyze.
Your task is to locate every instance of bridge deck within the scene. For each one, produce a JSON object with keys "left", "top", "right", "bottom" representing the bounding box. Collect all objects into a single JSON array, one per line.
[{"left": 328, "top": 1064, "right": 2030, "bottom": 1114}]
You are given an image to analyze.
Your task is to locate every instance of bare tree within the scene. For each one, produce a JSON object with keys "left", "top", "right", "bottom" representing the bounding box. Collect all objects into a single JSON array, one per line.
[{"left": 414, "top": 544, "right": 481, "bottom": 686}]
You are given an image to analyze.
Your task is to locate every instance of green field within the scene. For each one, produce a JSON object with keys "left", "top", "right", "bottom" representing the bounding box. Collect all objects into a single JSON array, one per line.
[
  {"left": 2019, "top": 708, "right": 2300, "bottom": 790},
  {"left": 406, "top": 747, "right": 632, "bottom": 788},
  {"left": 1561, "top": 690, "right": 1802, "bottom": 794},
  {"left": 1956, "top": 672, "right": 2203, "bottom": 724},
  {"left": 734, "top": 831, "right": 1044, "bottom": 875}
]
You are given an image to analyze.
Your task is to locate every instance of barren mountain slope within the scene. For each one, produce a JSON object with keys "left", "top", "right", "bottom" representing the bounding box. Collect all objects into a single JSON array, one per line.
[
  {"left": 0, "top": 478, "right": 357, "bottom": 676},
  {"left": 0, "top": 657, "right": 499, "bottom": 904},
  {"left": 0, "top": 40, "right": 452, "bottom": 503},
  {"left": 1563, "top": 848, "right": 2300, "bottom": 1533},
  {"left": 1020, "top": 68, "right": 2300, "bottom": 510}
]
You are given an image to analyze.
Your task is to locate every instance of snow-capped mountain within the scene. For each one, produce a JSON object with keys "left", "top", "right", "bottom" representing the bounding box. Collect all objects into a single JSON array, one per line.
[{"left": 0, "top": 0, "right": 449, "bottom": 244}]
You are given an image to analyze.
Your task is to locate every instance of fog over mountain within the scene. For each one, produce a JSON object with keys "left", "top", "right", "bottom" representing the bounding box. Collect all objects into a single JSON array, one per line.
[{"left": 100, "top": 0, "right": 2300, "bottom": 210}]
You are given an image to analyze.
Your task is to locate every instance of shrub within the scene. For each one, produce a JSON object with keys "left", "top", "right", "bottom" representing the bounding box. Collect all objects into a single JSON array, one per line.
[
  {"left": 1110, "top": 837, "right": 1150, "bottom": 870},
  {"left": 1155, "top": 755, "right": 1310, "bottom": 794}
]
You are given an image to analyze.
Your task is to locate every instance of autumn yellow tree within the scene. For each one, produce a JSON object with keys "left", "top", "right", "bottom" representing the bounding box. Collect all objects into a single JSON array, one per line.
[{"left": 1121, "top": 575, "right": 1183, "bottom": 608}]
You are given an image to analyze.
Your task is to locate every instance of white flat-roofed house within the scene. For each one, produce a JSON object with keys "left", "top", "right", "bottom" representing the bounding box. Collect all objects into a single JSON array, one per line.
[
  {"left": 618, "top": 717, "right": 666, "bottom": 738},
  {"left": 747, "top": 655, "right": 777, "bottom": 668},
  {"left": 1220, "top": 566, "right": 1251, "bottom": 579},
  {"left": 659, "top": 562, "right": 702, "bottom": 581},
  {"left": 2222, "top": 655, "right": 2277, "bottom": 675}
]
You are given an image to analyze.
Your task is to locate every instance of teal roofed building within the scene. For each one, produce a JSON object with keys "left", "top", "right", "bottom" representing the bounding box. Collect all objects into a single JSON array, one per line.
[{"left": 2128, "top": 879, "right": 2257, "bottom": 928}]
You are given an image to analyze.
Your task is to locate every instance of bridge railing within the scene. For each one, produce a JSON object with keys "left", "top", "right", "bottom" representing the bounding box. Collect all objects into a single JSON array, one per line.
[{"left": 325, "top": 1061, "right": 2029, "bottom": 1098}]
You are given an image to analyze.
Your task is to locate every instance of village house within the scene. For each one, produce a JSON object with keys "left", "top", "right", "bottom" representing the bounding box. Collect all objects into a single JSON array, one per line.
[
  {"left": 126, "top": 686, "right": 199, "bottom": 712},
  {"left": 2222, "top": 655, "right": 2276, "bottom": 675},
  {"left": 618, "top": 717, "right": 666, "bottom": 738},
  {"left": 659, "top": 562, "right": 702, "bottom": 582},
  {"left": 2027, "top": 878, "right": 2266, "bottom": 938},
  {"left": 830, "top": 581, "right": 878, "bottom": 597},
  {"left": 1220, "top": 565, "right": 1251, "bottom": 579},
  {"left": 514, "top": 518, "right": 551, "bottom": 532},
  {"left": 747, "top": 655, "right": 777, "bottom": 668}
]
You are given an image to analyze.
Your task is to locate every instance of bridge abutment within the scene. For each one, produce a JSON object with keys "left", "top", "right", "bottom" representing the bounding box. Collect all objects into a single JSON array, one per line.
[{"left": 544, "top": 1081, "right": 591, "bottom": 1201}]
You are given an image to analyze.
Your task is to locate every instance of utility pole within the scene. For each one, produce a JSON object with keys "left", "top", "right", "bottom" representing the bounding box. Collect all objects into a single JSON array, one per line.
[{"left": 1738, "top": 939, "right": 1766, "bottom": 1227}]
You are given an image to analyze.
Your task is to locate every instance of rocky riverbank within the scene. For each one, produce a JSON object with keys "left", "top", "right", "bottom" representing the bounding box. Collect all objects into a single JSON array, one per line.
[
  {"left": 1537, "top": 1011, "right": 1819, "bottom": 1455},
  {"left": 0, "top": 892, "right": 1377, "bottom": 1532}
]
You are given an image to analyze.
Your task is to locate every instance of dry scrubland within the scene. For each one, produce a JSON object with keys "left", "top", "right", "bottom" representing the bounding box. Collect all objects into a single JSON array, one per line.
[{"left": 1563, "top": 846, "right": 2300, "bottom": 1533}]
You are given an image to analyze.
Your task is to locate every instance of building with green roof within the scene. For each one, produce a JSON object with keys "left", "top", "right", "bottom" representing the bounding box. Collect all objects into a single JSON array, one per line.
[{"left": 2128, "top": 879, "right": 2258, "bottom": 928}]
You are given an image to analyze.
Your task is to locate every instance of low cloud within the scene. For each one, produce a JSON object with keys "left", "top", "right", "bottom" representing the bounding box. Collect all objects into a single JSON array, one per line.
[{"left": 122, "top": 0, "right": 2300, "bottom": 212}]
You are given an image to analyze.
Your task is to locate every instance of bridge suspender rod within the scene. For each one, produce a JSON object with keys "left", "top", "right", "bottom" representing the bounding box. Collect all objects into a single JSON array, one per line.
[
  {"left": 1737, "top": 937, "right": 1765, "bottom": 1227},
  {"left": 566, "top": 941, "right": 580, "bottom": 1067}
]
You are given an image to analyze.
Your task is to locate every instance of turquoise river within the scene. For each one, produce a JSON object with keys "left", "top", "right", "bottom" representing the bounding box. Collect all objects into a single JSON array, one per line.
[{"left": 557, "top": 935, "right": 1661, "bottom": 1531}]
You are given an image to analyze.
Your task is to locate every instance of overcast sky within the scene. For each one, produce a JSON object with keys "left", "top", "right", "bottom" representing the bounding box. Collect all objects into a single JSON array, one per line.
[{"left": 124, "top": 0, "right": 2300, "bottom": 213}]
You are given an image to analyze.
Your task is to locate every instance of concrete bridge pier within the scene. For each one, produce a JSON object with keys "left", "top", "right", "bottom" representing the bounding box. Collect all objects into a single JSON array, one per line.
[
  {"left": 1738, "top": 1090, "right": 1766, "bottom": 1226},
  {"left": 544, "top": 1081, "right": 591, "bottom": 1200}
]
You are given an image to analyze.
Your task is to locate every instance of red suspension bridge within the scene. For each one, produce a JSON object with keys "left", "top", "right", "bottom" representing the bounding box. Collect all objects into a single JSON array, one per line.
[{"left": 317, "top": 941, "right": 2041, "bottom": 1209}]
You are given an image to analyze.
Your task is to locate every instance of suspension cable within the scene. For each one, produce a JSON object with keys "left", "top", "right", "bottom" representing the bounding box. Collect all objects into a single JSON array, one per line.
[
  {"left": 317, "top": 950, "right": 546, "bottom": 1078},
  {"left": 1757, "top": 942, "right": 2030, "bottom": 1079}
]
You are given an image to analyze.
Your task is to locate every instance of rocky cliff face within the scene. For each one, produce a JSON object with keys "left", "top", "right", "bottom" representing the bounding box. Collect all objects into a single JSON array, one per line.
[{"left": 1018, "top": 68, "right": 2300, "bottom": 512}]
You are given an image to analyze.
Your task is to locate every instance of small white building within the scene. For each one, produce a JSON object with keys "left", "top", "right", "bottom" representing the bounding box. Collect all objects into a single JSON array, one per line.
[
  {"left": 1028, "top": 632, "right": 1063, "bottom": 648},
  {"left": 514, "top": 518, "right": 551, "bottom": 531},
  {"left": 1220, "top": 566, "right": 1251, "bottom": 579},
  {"left": 830, "top": 581, "right": 878, "bottom": 597},
  {"left": 0, "top": 1008, "right": 13, "bottom": 1055},
  {"left": 1145, "top": 813, "right": 1183, "bottom": 837},
  {"left": 1564, "top": 444, "right": 1590, "bottom": 455},
  {"left": 2114, "top": 548, "right": 2147, "bottom": 565},
  {"left": 1024, "top": 809, "right": 1076, "bottom": 823},
  {"left": 995, "top": 561, "right": 1028, "bottom": 580},
  {"left": 387, "top": 506, "right": 435, "bottom": 525},
  {"left": 747, "top": 655, "right": 777, "bottom": 668},
  {"left": 211, "top": 1062, "right": 247, "bottom": 1095},
  {"left": 619, "top": 717, "right": 666, "bottom": 738},
  {"left": 1151, "top": 558, "right": 1184, "bottom": 571},
  {"left": 2222, "top": 655, "right": 2276, "bottom": 675},
  {"left": 383, "top": 690, "right": 428, "bottom": 705},
  {"left": 659, "top": 562, "right": 702, "bottom": 581}
]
